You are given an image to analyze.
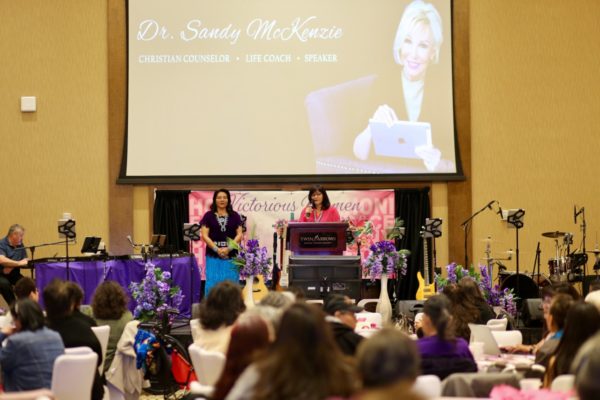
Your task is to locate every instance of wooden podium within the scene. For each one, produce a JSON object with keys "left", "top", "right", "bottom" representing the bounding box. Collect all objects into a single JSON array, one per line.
[
  {"left": 286, "top": 222, "right": 348, "bottom": 255},
  {"left": 286, "top": 222, "right": 361, "bottom": 300}
]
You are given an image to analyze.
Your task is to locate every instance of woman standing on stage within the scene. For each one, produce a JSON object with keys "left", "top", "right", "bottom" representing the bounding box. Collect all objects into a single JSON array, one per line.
[
  {"left": 299, "top": 185, "right": 340, "bottom": 223},
  {"left": 200, "top": 189, "right": 243, "bottom": 296}
]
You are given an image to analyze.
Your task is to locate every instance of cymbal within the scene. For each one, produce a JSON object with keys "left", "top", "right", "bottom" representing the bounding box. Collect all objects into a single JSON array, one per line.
[
  {"left": 542, "top": 231, "right": 566, "bottom": 238},
  {"left": 587, "top": 249, "right": 600, "bottom": 254}
]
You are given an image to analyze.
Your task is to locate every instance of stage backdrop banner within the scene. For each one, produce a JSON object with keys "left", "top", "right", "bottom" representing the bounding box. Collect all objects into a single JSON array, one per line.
[{"left": 189, "top": 190, "right": 395, "bottom": 278}]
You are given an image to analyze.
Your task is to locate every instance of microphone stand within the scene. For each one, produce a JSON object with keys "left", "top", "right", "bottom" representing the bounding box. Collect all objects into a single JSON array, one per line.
[{"left": 460, "top": 201, "right": 495, "bottom": 268}]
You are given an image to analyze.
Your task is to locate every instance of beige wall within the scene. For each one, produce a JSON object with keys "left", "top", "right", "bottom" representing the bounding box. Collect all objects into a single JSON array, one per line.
[
  {"left": 470, "top": 0, "right": 600, "bottom": 278},
  {"left": 4, "top": 0, "right": 600, "bottom": 282},
  {"left": 0, "top": 0, "right": 109, "bottom": 257}
]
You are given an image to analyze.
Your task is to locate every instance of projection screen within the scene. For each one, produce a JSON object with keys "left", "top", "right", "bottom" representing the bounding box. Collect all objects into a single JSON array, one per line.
[{"left": 122, "top": 0, "right": 462, "bottom": 183}]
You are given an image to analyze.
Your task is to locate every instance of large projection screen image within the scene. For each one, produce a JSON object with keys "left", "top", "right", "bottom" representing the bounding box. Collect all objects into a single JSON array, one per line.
[{"left": 124, "top": 0, "right": 460, "bottom": 182}]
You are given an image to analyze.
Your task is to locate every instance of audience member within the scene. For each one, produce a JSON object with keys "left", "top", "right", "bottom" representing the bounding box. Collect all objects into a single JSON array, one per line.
[
  {"left": 0, "top": 299, "right": 64, "bottom": 392},
  {"left": 442, "top": 282, "right": 479, "bottom": 341},
  {"left": 544, "top": 302, "right": 600, "bottom": 386},
  {"left": 584, "top": 280, "right": 600, "bottom": 311},
  {"left": 534, "top": 293, "right": 573, "bottom": 368},
  {"left": 416, "top": 294, "right": 477, "bottom": 379},
  {"left": 212, "top": 314, "right": 271, "bottom": 400},
  {"left": 14, "top": 277, "right": 38, "bottom": 301},
  {"left": 226, "top": 303, "right": 356, "bottom": 400},
  {"left": 354, "top": 328, "right": 422, "bottom": 400},
  {"left": 44, "top": 279, "right": 105, "bottom": 400},
  {"left": 91, "top": 280, "right": 134, "bottom": 374},
  {"left": 458, "top": 277, "right": 496, "bottom": 322},
  {"left": 574, "top": 345, "right": 600, "bottom": 400},
  {"left": 65, "top": 281, "right": 97, "bottom": 327},
  {"left": 193, "top": 280, "right": 245, "bottom": 353},
  {"left": 323, "top": 294, "right": 364, "bottom": 356}
]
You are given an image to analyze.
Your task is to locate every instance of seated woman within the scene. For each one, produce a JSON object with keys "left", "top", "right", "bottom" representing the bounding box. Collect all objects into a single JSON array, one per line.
[
  {"left": 442, "top": 283, "right": 479, "bottom": 341},
  {"left": 0, "top": 299, "right": 65, "bottom": 392},
  {"left": 226, "top": 303, "right": 356, "bottom": 400},
  {"left": 91, "top": 280, "right": 134, "bottom": 374},
  {"left": 544, "top": 302, "right": 600, "bottom": 386},
  {"left": 534, "top": 293, "right": 573, "bottom": 368},
  {"left": 193, "top": 280, "right": 245, "bottom": 354},
  {"left": 212, "top": 314, "right": 271, "bottom": 400},
  {"left": 417, "top": 294, "right": 477, "bottom": 379},
  {"left": 354, "top": 328, "right": 422, "bottom": 400}
]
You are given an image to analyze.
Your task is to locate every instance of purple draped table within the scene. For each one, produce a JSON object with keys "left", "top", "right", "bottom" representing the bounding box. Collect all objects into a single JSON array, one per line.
[{"left": 34, "top": 255, "right": 201, "bottom": 317}]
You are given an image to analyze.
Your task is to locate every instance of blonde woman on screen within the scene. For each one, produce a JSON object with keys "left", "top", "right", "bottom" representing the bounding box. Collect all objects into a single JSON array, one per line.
[{"left": 353, "top": 0, "right": 453, "bottom": 172}]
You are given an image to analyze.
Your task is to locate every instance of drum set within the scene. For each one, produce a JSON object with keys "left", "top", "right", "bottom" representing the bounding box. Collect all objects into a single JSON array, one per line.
[{"left": 492, "top": 230, "right": 598, "bottom": 301}]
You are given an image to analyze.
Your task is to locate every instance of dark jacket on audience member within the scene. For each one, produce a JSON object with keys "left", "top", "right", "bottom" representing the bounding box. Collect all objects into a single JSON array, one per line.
[
  {"left": 73, "top": 308, "right": 98, "bottom": 328},
  {"left": 47, "top": 315, "right": 105, "bottom": 400},
  {"left": 328, "top": 320, "right": 364, "bottom": 356}
]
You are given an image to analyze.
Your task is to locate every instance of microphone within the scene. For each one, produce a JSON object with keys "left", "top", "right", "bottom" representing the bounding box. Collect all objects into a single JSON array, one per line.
[
  {"left": 487, "top": 200, "right": 495, "bottom": 210},
  {"left": 305, "top": 204, "right": 312, "bottom": 219},
  {"left": 126, "top": 235, "right": 135, "bottom": 248}
]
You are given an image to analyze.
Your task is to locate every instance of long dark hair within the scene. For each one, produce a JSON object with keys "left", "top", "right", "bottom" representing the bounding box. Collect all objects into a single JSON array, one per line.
[
  {"left": 212, "top": 314, "right": 270, "bottom": 400},
  {"left": 210, "top": 189, "right": 234, "bottom": 214},
  {"left": 253, "top": 303, "right": 355, "bottom": 399},
  {"left": 442, "top": 283, "right": 477, "bottom": 341},
  {"left": 308, "top": 185, "right": 331, "bottom": 210},
  {"left": 424, "top": 294, "right": 454, "bottom": 341},
  {"left": 198, "top": 281, "right": 245, "bottom": 330},
  {"left": 551, "top": 302, "right": 600, "bottom": 378},
  {"left": 11, "top": 298, "right": 45, "bottom": 332}
]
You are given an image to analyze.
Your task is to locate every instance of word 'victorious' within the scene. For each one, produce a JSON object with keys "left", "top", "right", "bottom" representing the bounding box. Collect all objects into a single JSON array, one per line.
[{"left": 137, "top": 16, "right": 343, "bottom": 44}]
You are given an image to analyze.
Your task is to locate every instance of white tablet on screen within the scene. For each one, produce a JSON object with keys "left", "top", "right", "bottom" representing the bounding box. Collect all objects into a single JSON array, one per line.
[{"left": 369, "top": 120, "right": 432, "bottom": 159}]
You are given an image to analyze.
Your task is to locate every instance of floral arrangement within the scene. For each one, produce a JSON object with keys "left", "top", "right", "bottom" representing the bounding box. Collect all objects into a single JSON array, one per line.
[
  {"left": 362, "top": 240, "right": 410, "bottom": 282},
  {"left": 129, "top": 264, "right": 184, "bottom": 323},
  {"left": 229, "top": 238, "right": 272, "bottom": 279},
  {"left": 272, "top": 218, "right": 287, "bottom": 233},
  {"left": 490, "top": 384, "right": 571, "bottom": 400},
  {"left": 435, "top": 263, "right": 517, "bottom": 317}
]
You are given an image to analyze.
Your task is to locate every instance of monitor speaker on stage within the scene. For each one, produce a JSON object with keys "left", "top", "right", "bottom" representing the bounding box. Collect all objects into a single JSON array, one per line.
[{"left": 521, "top": 298, "right": 543, "bottom": 327}]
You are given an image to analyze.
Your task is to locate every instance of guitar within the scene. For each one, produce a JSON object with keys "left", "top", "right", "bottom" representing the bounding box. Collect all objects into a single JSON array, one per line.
[
  {"left": 416, "top": 233, "right": 436, "bottom": 300},
  {"left": 277, "top": 232, "right": 289, "bottom": 289},
  {"left": 252, "top": 275, "right": 269, "bottom": 302}
]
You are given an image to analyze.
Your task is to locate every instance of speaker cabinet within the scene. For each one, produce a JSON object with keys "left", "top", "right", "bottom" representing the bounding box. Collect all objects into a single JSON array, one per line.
[
  {"left": 521, "top": 298, "right": 544, "bottom": 327},
  {"left": 396, "top": 300, "right": 425, "bottom": 318}
]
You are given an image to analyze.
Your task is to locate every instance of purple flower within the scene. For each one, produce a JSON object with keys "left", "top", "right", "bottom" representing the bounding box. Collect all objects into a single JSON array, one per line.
[
  {"left": 234, "top": 240, "right": 272, "bottom": 279},
  {"left": 362, "top": 240, "right": 409, "bottom": 282},
  {"left": 129, "top": 263, "right": 184, "bottom": 323}
]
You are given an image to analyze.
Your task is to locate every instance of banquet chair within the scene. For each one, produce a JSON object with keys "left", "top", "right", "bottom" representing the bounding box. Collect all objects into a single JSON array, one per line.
[
  {"left": 188, "top": 344, "right": 226, "bottom": 386},
  {"left": 491, "top": 330, "right": 522, "bottom": 347},
  {"left": 91, "top": 325, "right": 111, "bottom": 374},
  {"left": 551, "top": 374, "right": 575, "bottom": 392},
  {"left": 188, "top": 344, "right": 226, "bottom": 398},
  {"left": 413, "top": 375, "right": 442, "bottom": 399},
  {"left": 486, "top": 318, "right": 508, "bottom": 331},
  {"left": 190, "top": 318, "right": 200, "bottom": 342},
  {"left": 0, "top": 388, "right": 54, "bottom": 400},
  {"left": 51, "top": 352, "right": 98, "bottom": 400},
  {"left": 65, "top": 346, "right": 94, "bottom": 355}
]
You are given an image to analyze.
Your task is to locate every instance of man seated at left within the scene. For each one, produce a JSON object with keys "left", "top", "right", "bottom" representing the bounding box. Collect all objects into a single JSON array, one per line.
[{"left": 0, "top": 224, "right": 29, "bottom": 305}]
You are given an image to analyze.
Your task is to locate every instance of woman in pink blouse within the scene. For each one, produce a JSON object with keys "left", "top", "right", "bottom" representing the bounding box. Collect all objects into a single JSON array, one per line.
[{"left": 299, "top": 185, "right": 340, "bottom": 223}]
